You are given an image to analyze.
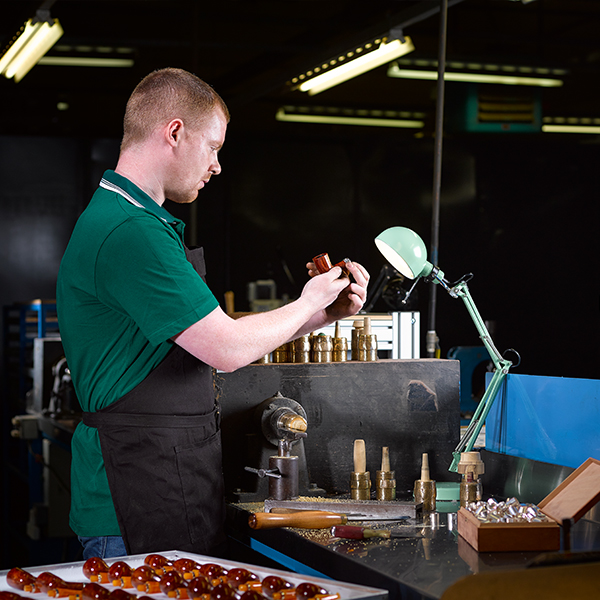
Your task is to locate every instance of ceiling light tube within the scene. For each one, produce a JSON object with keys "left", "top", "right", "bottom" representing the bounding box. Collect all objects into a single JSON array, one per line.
[
  {"left": 276, "top": 107, "right": 424, "bottom": 129},
  {"left": 0, "top": 22, "right": 42, "bottom": 74},
  {"left": 299, "top": 37, "right": 415, "bottom": 96},
  {"left": 0, "top": 16, "right": 63, "bottom": 82},
  {"left": 542, "top": 124, "right": 600, "bottom": 134},
  {"left": 387, "top": 63, "right": 563, "bottom": 87},
  {"left": 38, "top": 56, "right": 134, "bottom": 67}
]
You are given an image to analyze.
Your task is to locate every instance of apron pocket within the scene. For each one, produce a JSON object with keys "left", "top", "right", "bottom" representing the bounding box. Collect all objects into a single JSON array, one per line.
[{"left": 175, "top": 429, "right": 225, "bottom": 549}]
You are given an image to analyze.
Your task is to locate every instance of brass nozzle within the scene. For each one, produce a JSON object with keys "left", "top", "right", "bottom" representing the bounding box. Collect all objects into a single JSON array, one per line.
[{"left": 277, "top": 413, "right": 307, "bottom": 433}]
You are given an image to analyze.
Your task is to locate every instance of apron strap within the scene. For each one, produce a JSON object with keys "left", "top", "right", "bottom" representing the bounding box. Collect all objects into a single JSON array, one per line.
[{"left": 83, "top": 405, "right": 219, "bottom": 429}]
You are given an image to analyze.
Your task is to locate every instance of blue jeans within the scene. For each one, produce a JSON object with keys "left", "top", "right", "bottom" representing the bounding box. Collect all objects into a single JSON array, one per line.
[{"left": 78, "top": 536, "right": 127, "bottom": 560}]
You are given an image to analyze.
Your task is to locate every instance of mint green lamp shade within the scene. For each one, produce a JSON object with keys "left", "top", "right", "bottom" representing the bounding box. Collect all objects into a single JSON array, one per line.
[{"left": 375, "top": 227, "right": 433, "bottom": 279}]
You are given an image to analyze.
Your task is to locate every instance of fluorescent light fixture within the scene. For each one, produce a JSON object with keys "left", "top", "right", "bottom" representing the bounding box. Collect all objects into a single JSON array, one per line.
[
  {"left": 295, "top": 36, "right": 415, "bottom": 96},
  {"left": 36, "top": 44, "right": 135, "bottom": 68},
  {"left": 388, "top": 61, "right": 564, "bottom": 87},
  {"left": 542, "top": 125, "right": 600, "bottom": 134},
  {"left": 542, "top": 117, "right": 600, "bottom": 134},
  {"left": 276, "top": 106, "right": 424, "bottom": 129},
  {"left": 0, "top": 14, "right": 64, "bottom": 82},
  {"left": 38, "top": 56, "right": 134, "bottom": 68}
]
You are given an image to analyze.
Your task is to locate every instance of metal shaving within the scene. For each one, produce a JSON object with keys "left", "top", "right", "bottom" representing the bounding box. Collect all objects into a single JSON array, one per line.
[{"left": 465, "top": 497, "right": 551, "bottom": 523}]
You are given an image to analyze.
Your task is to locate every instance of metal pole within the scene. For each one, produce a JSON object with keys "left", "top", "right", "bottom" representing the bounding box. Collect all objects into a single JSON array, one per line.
[{"left": 427, "top": 0, "right": 449, "bottom": 358}]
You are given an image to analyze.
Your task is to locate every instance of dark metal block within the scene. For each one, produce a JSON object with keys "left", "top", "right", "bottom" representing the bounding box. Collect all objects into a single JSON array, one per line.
[{"left": 216, "top": 359, "right": 460, "bottom": 500}]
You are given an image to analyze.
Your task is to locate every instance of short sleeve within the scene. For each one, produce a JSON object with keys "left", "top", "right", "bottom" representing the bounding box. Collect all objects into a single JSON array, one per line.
[{"left": 95, "top": 215, "right": 219, "bottom": 346}]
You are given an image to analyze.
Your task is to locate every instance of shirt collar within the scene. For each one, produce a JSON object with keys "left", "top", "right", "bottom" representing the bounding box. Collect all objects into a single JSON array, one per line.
[{"left": 100, "top": 170, "right": 184, "bottom": 233}]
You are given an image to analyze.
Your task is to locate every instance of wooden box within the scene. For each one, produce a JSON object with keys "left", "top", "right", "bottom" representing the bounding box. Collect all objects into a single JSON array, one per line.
[{"left": 457, "top": 457, "right": 600, "bottom": 552}]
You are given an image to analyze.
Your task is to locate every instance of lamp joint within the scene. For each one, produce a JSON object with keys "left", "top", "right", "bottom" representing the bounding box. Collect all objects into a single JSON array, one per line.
[
  {"left": 452, "top": 273, "right": 473, "bottom": 286},
  {"left": 423, "top": 265, "right": 441, "bottom": 284}
]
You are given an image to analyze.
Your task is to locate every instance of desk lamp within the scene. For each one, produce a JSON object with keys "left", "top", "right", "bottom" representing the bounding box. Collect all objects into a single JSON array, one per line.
[{"left": 375, "top": 226, "right": 513, "bottom": 472}]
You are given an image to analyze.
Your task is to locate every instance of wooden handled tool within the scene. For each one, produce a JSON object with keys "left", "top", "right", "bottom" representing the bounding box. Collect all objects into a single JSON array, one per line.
[{"left": 249, "top": 510, "right": 348, "bottom": 529}]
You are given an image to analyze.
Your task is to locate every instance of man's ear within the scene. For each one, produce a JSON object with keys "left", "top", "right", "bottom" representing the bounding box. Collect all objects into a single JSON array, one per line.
[{"left": 166, "top": 119, "right": 183, "bottom": 146}]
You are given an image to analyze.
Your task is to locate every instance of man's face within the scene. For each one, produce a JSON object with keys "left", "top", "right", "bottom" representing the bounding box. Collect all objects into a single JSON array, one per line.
[{"left": 167, "top": 109, "right": 228, "bottom": 204}]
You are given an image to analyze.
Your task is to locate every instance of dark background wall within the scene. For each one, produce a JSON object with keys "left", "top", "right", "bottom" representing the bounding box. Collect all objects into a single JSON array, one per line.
[
  {"left": 1, "top": 0, "right": 599, "bottom": 572},
  {"left": 1, "top": 124, "right": 597, "bottom": 382},
  {"left": 186, "top": 127, "right": 600, "bottom": 381}
]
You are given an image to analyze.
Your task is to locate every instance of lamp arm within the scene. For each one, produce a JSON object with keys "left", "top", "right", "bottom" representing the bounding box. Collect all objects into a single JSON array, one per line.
[
  {"left": 449, "top": 367, "right": 508, "bottom": 471},
  {"left": 447, "top": 281, "right": 512, "bottom": 473},
  {"left": 452, "top": 281, "right": 506, "bottom": 367}
]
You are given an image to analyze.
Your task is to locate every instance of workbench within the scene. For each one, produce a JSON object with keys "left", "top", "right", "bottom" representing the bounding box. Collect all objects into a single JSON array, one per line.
[{"left": 225, "top": 451, "right": 600, "bottom": 600}]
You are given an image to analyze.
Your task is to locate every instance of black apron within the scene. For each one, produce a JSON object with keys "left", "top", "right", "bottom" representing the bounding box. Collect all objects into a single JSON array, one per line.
[{"left": 82, "top": 246, "right": 226, "bottom": 557}]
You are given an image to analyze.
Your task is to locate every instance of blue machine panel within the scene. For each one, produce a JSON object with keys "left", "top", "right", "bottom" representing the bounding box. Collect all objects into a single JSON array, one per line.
[{"left": 485, "top": 373, "right": 600, "bottom": 468}]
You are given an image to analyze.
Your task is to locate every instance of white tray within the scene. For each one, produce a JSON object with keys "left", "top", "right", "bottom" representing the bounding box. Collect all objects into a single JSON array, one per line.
[{"left": 0, "top": 550, "right": 387, "bottom": 600}]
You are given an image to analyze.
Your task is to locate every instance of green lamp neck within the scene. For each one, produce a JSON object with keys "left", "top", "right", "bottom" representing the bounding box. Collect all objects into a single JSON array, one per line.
[{"left": 452, "top": 280, "right": 510, "bottom": 371}]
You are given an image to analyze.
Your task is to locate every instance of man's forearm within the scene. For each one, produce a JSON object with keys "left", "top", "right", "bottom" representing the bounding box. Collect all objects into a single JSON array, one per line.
[
  {"left": 288, "top": 309, "right": 333, "bottom": 342},
  {"left": 174, "top": 268, "right": 353, "bottom": 372}
]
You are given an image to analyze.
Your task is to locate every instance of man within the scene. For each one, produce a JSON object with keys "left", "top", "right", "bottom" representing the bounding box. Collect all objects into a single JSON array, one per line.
[{"left": 57, "top": 68, "right": 369, "bottom": 560}]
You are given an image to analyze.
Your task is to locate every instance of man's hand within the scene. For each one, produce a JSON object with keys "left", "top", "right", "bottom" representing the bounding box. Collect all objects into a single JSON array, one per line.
[
  {"left": 305, "top": 260, "right": 370, "bottom": 321},
  {"left": 299, "top": 266, "right": 351, "bottom": 312}
]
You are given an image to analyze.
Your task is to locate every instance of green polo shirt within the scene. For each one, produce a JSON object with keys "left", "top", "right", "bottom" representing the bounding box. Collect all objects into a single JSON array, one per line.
[{"left": 56, "top": 170, "right": 219, "bottom": 536}]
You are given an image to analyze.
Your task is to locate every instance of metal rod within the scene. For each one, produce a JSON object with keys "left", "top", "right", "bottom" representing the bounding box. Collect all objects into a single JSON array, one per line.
[{"left": 427, "top": 0, "right": 449, "bottom": 357}]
